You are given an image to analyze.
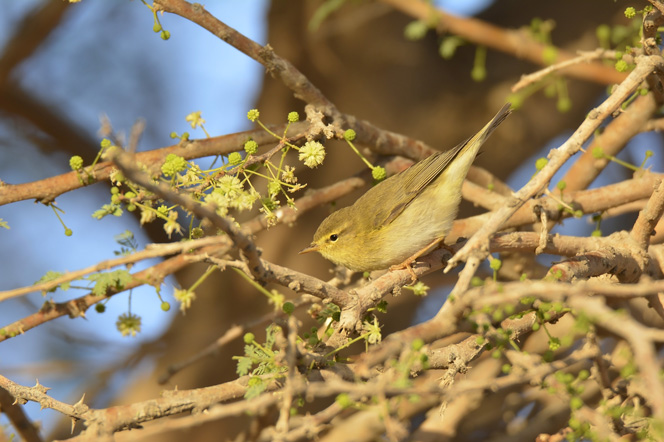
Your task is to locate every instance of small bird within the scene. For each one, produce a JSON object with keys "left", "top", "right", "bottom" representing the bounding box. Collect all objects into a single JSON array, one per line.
[{"left": 300, "top": 103, "right": 511, "bottom": 280}]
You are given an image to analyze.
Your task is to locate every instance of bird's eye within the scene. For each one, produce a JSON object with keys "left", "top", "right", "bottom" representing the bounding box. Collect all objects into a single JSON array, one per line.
[{"left": 329, "top": 234, "right": 338, "bottom": 242}]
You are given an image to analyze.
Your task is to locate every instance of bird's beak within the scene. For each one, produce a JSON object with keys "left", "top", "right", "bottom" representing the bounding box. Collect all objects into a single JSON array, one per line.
[{"left": 298, "top": 244, "right": 319, "bottom": 255}]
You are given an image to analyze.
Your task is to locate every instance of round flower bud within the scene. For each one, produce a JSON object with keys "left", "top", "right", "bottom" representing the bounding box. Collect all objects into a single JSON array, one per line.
[
  {"left": 228, "top": 152, "right": 242, "bottom": 166},
  {"left": 372, "top": 166, "right": 386, "bottom": 181},
  {"left": 287, "top": 111, "right": 299, "bottom": 123}
]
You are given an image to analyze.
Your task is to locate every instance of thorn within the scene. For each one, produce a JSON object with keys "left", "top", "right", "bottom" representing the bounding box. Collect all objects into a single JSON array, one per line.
[
  {"left": 74, "top": 393, "right": 86, "bottom": 407},
  {"left": 33, "top": 379, "right": 51, "bottom": 394},
  {"left": 72, "top": 393, "right": 89, "bottom": 415},
  {"left": 71, "top": 418, "right": 77, "bottom": 434},
  {"left": 13, "top": 396, "right": 27, "bottom": 406}
]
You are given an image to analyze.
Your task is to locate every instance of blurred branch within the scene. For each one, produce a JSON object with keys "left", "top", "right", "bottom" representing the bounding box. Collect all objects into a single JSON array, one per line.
[
  {"left": 380, "top": 0, "right": 627, "bottom": 86},
  {"left": 0, "top": 1, "right": 69, "bottom": 83},
  {"left": 512, "top": 49, "right": 619, "bottom": 92},
  {"left": 562, "top": 93, "right": 659, "bottom": 191}
]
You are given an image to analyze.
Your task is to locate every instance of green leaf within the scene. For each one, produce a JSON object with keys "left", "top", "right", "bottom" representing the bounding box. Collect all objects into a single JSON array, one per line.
[
  {"left": 236, "top": 357, "right": 253, "bottom": 376},
  {"left": 35, "top": 270, "right": 70, "bottom": 293},
  {"left": 92, "top": 203, "right": 123, "bottom": 220},
  {"left": 86, "top": 270, "right": 132, "bottom": 296}
]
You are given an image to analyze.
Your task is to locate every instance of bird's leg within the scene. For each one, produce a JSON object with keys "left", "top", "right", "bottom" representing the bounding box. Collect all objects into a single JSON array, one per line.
[{"left": 389, "top": 236, "right": 446, "bottom": 282}]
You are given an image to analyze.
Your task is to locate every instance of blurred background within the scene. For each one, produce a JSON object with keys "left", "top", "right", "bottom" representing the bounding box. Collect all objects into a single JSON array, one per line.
[{"left": 0, "top": 0, "right": 656, "bottom": 440}]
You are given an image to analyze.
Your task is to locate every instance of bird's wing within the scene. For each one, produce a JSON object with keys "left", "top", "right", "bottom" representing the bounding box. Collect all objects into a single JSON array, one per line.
[
  {"left": 363, "top": 103, "right": 511, "bottom": 230},
  {"left": 363, "top": 143, "right": 466, "bottom": 229}
]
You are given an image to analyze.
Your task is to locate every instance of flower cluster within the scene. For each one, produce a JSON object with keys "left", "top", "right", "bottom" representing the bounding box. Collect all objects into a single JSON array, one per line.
[
  {"left": 299, "top": 140, "right": 326, "bottom": 168},
  {"left": 116, "top": 313, "right": 142, "bottom": 337}
]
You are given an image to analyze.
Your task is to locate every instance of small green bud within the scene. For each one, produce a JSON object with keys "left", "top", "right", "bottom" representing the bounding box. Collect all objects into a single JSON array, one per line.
[
  {"left": 548, "top": 336, "right": 560, "bottom": 350},
  {"left": 181, "top": 132, "right": 189, "bottom": 141},
  {"left": 191, "top": 227, "right": 204, "bottom": 238},
  {"left": 127, "top": 204, "right": 137, "bottom": 212},
  {"left": 542, "top": 45, "right": 558, "bottom": 65},
  {"left": 573, "top": 210, "right": 583, "bottom": 218},
  {"left": 124, "top": 191, "right": 136, "bottom": 199},
  {"left": 372, "top": 166, "right": 386, "bottom": 181},
  {"left": 404, "top": 20, "right": 428, "bottom": 41},
  {"left": 596, "top": 24, "right": 610, "bottom": 44},
  {"left": 287, "top": 111, "right": 299, "bottom": 123},
  {"left": 243, "top": 332, "right": 255, "bottom": 344},
  {"left": 95, "top": 304, "right": 106, "bottom": 313},
  {"left": 160, "top": 30, "right": 170, "bottom": 40},
  {"left": 471, "top": 66, "right": 486, "bottom": 82},
  {"left": 471, "top": 276, "right": 485, "bottom": 287},
  {"left": 492, "top": 309, "right": 504, "bottom": 322},
  {"left": 247, "top": 109, "right": 260, "bottom": 122},
  {"left": 592, "top": 147, "right": 604, "bottom": 159},
  {"left": 411, "top": 338, "right": 424, "bottom": 351},
  {"left": 110, "top": 187, "right": 120, "bottom": 195},
  {"left": 335, "top": 393, "right": 353, "bottom": 409},
  {"left": 111, "top": 195, "right": 120, "bottom": 204},
  {"left": 501, "top": 364, "right": 512, "bottom": 374},
  {"left": 439, "top": 36, "right": 463, "bottom": 60},
  {"left": 244, "top": 140, "right": 258, "bottom": 155},
  {"left": 282, "top": 301, "right": 295, "bottom": 315},
  {"left": 556, "top": 180, "right": 566, "bottom": 191},
  {"left": 161, "top": 301, "right": 171, "bottom": 311},
  {"left": 624, "top": 7, "right": 636, "bottom": 18},
  {"left": 577, "top": 369, "right": 590, "bottom": 380},
  {"left": 507, "top": 93, "right": 523, "bottom": 109},
  {"left": 64, "top": 228, "right": 73, "bottom": 237},
  {"left": 161, "top": 153, "right": 188, "bottom": 177},
  {"left": 344, "top": 129, "right": 356, "bottom": 141},
  {"left": 69, "top": 155, "right": 84, "bottom": 171},
  {"left": 489, "top": 258, "right": 502, "bottom": 271},
  {"left": 570, "top": 396, "right": 584, "bottom": 410},
  {"left": 532, "top": 322, "right": 540, "bottom": 331},
  {"left": 557, "top": 97, "right": 572, "bottom": 113},
  {"left": 170, "top": 131, "right": 178, "bottom": 139},
  {"left": 615, "top": 59, "right": 629, "bottom": 72},
  {"left": 228, "top": 152, "right": 242, "bottom": 166},
  {"left": 153, "top": 23, "right": 162, "bottom": 33},
  {"left": 535, "top": 157, "right": 548, "bottom": 171},
  {"left": 568, "top": 417, "right": 581, "bottom": 430},
  {"left": 591, "top": 229, "right": 602, "bottom": 237},
  {"left": 100, "top": 138, "right": 112, "bottom": 148}
]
